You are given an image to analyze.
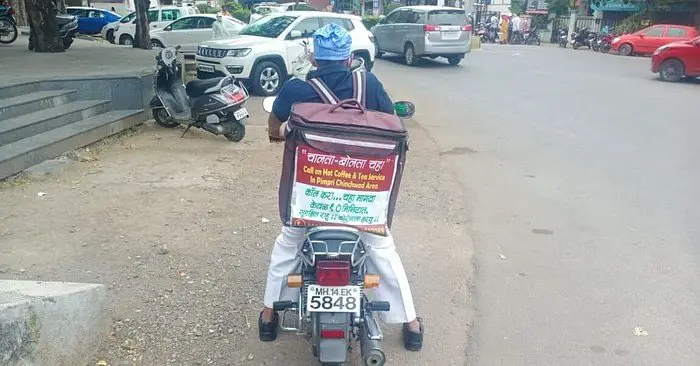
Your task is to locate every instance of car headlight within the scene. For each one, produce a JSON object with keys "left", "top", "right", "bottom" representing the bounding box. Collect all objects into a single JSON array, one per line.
[
  {"left": 653, "top": 46, "right": 668, "bottom": 55},
  {"left": 612, "top": 37, "right": 620, "bottom": 44},
  {"left": 226, "top": 48, "right": 251, "bottom": 57}
]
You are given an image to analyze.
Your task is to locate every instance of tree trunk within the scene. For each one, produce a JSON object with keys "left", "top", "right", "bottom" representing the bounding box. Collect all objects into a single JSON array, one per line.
[
  {"left": 24, "top": 0, "right": 64, "bottom": 52},
  {"left": 133, "top": 0, "right": 151, "bottom": 49},
  {"left": 10, "top": 0, "right": 28, "bottom": 26}
]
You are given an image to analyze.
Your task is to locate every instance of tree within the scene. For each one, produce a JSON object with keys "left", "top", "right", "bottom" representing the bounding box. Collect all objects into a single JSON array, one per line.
[
  {"left": 24, "top": 0, "right": 64, "bottom": 52},
  {"left": 133, "top": 0, "right": 151, "bottom": 49}
]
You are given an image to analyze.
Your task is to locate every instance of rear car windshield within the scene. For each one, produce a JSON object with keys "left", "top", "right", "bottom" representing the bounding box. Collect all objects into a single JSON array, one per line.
[{"left": 427, "top": 10, "right": 467, "bottom": 26}]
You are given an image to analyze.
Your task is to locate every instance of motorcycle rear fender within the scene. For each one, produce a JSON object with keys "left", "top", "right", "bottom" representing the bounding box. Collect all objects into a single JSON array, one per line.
[{"left": 317, "top": 312, "right": 351, "bottom": 363}]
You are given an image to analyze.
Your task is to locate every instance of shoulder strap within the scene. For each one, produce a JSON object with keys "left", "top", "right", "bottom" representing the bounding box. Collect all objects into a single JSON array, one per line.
[
  {"left": 351, "top": 68, "right": 367, "bottom": 108},
  {"left": 307, "top": 77, "right": 339, "bottom": 105}
]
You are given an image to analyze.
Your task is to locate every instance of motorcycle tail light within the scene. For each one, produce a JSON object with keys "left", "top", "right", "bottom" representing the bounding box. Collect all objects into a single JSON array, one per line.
[
  {"left": 222, "top": 85, "right": 246, "bottom": 104},
  {"left": 316, "top": 260, "right": 350, "bottom": 286},
  {"left": 461, "top": 24, "right": 472, "bottom": 32},
  {"left": 320, "top": 329, "right": 346, "bottom": 339}
]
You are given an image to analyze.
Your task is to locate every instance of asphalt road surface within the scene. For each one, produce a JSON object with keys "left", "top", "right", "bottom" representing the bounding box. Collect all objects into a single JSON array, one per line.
[{"left": 374, "top": 44, "right": 700, "bottom": 365}]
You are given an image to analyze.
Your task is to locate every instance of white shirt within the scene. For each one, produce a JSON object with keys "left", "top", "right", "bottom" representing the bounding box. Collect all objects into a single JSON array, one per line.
[
  {"left": 212, "top": 19, "right": 229, "bottom": 40},
  {"left": 511, "top": 16, "right": 521, "bottom": 31}
]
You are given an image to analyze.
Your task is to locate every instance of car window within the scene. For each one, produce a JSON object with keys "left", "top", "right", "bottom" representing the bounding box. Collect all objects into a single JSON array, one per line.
[
  {"left": 642, "top": 26, "right": 663, "bottom": 37},
  {"left": 384, "top": 11, "right": 400, "bottom": 24},
  {"left": 394, "top": 10, "right": 410, "bottom": 23},
  {"left": 427, "top": 10, "right": 468, "bottom": 25},
  {"left": 406, "top": 10, "right": 421, "bottom": 24},
  {"left": 289, "top": 17, "right": 320, "bottom": 39},
  {"left": 147, "top": 10, "right": 159, "bottom": 23},
  {"left": 87, "top": 10, "right": 103, "bottom": 18},
  {"left": 161, "top": 9, "right": 181, "bottom": 21},
  {"left": 68, "top": 9, "right": 88, "bottom": 17},
  {"left": 121, "top": 12, "right": 136, "bottom": 23},
  {"left": 667, "top": 27, "right": 686, "bottom": 37},
  {"left": 169, "top": 17, "right": 197, "bottom": 30},
  {"left": 320, "top": 17, "right": 354, "bottom": 31},
  {"left": 239, "top": 15, "right": 297, "bottom": 38},
  {"left": 197, "top": 17, "right": 215, "bottom": 29}
]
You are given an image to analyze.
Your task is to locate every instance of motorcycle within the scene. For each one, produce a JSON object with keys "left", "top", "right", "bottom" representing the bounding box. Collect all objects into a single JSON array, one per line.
[
  {"left": 28, "top": 12, "right": 78, "bottom": 50},
  {"left": 0, "top": 2, "right": 18, "bottom": 45},
  {"left": 572, "top": 28, "right": 593, "bottom": 50},
  {"left": 598, "top": 33, "right": 615, "bottom": 53},
  {"left": 558, "top": 28, "right": 568, "bottom": 48},
  {"left": 149, "top": 46, "right": 250, "bottom": 142},
  {"left": 260, "top": 58, "right": 417, "bottom": 366},
  {"left": 524, "top": 26, "right": 541, "bottom": 46}
]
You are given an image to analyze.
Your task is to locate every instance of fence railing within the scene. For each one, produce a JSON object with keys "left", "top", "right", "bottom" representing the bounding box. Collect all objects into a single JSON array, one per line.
[{"left": 549, "top": 16, "right": 620, "bottom": 43}]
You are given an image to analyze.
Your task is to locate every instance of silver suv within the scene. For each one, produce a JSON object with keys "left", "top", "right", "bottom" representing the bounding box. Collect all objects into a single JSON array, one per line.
[{"left": 371, "top": 6, "right": 472, "bottom": 66}]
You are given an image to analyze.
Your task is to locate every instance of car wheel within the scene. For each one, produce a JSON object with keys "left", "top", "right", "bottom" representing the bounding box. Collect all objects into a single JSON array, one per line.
[
  {"left": 618, "top": 43, "right": 633, "bottom": 56},
  {"left": 374, "top": 39, "right": 383, "bottom": 58},
  {"left": 119, "top": 34, "right": 134, "bottom": 46},
  {"left": 106, "top": 29, "right": 115, "bottom": 44},
  {"left": 404, "top": 43, "right": 419, "bottom": 66},
  {"left": 447, "top": 55, "right": 463, "bottom": 66},
  {"left": 151, "top": 39, "right": 164, "bottom": 49},
  {"left": 252, "top": 61, "right": 283, "bottom": 96},
  {"left": 659, "top": 59, "right": 684, "bottom": 82}
]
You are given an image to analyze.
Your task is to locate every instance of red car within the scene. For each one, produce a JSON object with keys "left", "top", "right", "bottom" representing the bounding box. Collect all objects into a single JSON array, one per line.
[
  {"left": 651, "top": 36, "right": 700, "bottom": 82},
  {"left": 611, "top": 24, "right": 699, "bottom": 56}
]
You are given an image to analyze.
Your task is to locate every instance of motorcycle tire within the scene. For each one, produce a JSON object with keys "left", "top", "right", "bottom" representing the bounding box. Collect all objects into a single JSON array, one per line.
[
  {"left": 152, "top": 108, "right": 180, "bottom": 128},
  {"left": 573, "top": 41, "right": 580, "bottom": 50},
  {"left": 600, "top": 43, "right": 612, "bottom": 54},
  {"left": 0, "top": 20, "right": 18, "bottom": 44},
  {"left": 224, "top": 120, "right": 246, "bottom": 142}
]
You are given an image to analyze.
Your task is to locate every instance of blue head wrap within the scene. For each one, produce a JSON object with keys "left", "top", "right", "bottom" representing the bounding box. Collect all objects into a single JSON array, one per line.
[{"left": 313, "top": 23, "right": 352, "bottom": 61}]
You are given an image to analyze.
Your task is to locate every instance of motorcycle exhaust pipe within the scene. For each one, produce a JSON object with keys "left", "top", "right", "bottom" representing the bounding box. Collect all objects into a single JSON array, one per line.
[
  {"left": 202, "top": 122, "right": 225, "bottom": 135},
  {"left": 361, "top": 337, "right": 386, "bottom": 366}
]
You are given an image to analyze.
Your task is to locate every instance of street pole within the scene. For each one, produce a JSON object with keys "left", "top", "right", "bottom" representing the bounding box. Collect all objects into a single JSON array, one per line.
[{"left": 566, "top": 9, "right": 576, "bottom": 46}]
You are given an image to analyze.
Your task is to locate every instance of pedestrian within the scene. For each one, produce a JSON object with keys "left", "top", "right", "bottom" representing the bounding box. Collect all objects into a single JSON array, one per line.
[
  {"left": 500, "top": 14, "right": 509, "bottom": 44},
  {"left": 110, "top": 6, "right": 116, "bottom": 12},
  {"left": 212, "top": 13, "right": 230, "bottom": 40},
  {"left": 220, "top": 6, "right": 231, "bottom": 17},
  {"left": 511, "top": 13, "right": 522, "bottom": 43}
]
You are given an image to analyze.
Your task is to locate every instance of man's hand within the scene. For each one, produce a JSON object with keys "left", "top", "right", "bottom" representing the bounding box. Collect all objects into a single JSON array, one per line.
[{"left": 268, "top": 112, "right": 286, "bottom": 142}]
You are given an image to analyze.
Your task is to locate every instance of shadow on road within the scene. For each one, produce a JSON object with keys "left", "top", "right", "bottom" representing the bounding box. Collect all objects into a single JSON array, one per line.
[{"left": 377, "top": 55, "right": 460, "bottom": 69}]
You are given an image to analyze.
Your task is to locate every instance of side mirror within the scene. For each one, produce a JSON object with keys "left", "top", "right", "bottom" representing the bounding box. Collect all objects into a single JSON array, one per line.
[
  {"left": 394, "top": 101, "right": 415, "bottom": 119},
  {"left": 289, "top": 30, "right": 302, "bottom": 39},
  {"left": 164, "top": 26, "right": 171, "bottom": 31},
  {"left": 262, "top": 97, "right": 276, "bottom": 113}
]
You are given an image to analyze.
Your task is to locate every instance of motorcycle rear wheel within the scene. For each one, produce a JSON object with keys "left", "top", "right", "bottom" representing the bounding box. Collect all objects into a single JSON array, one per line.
[
  {"left": 224, "top": 121, "right": 246, "bottom": 142},
  {"left": 0, "top": 20, "right": 18, "bottom": 44}
]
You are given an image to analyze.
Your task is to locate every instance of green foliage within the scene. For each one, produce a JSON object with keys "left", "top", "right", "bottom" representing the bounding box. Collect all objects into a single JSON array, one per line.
[
  {"left": 613, "top": 13, "right": 647, "bottom": 34},
  {"left": 509, "top": 0, "right": 526, "bottom": 14},
  {"left": 383, "top": 3, "right": 402, "bottom": 15},
  {"left": 529, "top": 14, "right": 549, "bottom": 29},
  {"left": 362, "top": 15, "right": 382, "bottom": 29},
  {"left": 547, "top": 0, "right": 571, "bottom": 15},
  {"left": 224, "top": 2, "right": 251, "bottom": 23},
  {"left": 196, "top": 4, "right": 218, "bottom": 14}
]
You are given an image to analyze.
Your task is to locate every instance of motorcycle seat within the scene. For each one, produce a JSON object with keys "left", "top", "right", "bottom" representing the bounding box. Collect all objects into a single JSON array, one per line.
[{"left": 186, "top": 77, "right": 223, "bottom": 97}]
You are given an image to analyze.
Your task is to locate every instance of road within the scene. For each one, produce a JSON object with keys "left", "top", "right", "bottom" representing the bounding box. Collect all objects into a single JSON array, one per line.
[{"left": 374, "top": 45, "right": 700, "bottom": 365}]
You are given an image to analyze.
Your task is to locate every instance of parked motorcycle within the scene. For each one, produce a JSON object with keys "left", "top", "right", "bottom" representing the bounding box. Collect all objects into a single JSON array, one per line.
[
  {"left": 572, "top": 28, "right": 593, "bottom": 50},
  {"left": 149, "top": 46, "right": 250, "bottom": 142},
  {"left": 0, "top": 2, "right": 18, "bottom": 45},
  {"left": 261, "top": 83, "right": 416, "bottom": 365},
  {"left": 598, "top": 33, "right": 615, "bottom": 53},
  {"left": 524, "top": 26, "right": 541, "bottom": 46},
  {"left": 558, "top": 28, "right": 568, "bottom": 48},
  {"left": 28, "top": 12, "right": 78, "bottom": 50}
]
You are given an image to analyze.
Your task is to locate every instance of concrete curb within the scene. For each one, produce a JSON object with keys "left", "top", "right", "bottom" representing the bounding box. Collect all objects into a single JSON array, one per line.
[{"left": 0, "top": 280, "right": 108, "bottom": 365}]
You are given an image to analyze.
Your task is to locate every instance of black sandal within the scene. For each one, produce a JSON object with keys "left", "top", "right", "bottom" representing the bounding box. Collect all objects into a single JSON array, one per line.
[
  {"left": 258, "top": 311, "right": 279, "bottom": 342},
  {"left": 403, "top": 317, "right": 424, "bottom": 351}
]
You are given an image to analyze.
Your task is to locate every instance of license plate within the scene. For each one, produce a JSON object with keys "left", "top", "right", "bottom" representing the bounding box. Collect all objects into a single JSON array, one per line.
[
  {"left": 442, "top": 31, "right": 460, "bottom": 40},
  {"left": 306, "top": 285, "right": 361, "bottom": 313},
  {"left": 233, "top": 107, "right": 248, "bottom": 121},
  {"left": 197, "top": 64, "right": 215, "bottom": 73}
]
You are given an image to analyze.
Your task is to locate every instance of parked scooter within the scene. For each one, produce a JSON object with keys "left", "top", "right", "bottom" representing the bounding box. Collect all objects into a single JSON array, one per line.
[
  {"left": 28, "top": 12, "right": 78, "bottom": 50},
  {"left": 260, "top": 59, "right": 417, "bottom": 365},
  {"left": 0, "top": 1, "right": 18, "bottom": 45},
  {"left": 572, "top": 28, "right": 593, "bottom": 49},
  {"left": 149, "top": 46, "right": 250, "bottom": 142},
  {"left": 558, "top": 28, "right": 568, "bottom": 48},
  {"left": 524, "top": 26, "right": 541, "bottom": 46}
]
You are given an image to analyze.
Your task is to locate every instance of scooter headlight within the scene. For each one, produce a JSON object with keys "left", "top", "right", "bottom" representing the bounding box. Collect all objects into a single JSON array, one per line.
[{"left": 226, "top": 48, "right": 251, "bottom": 57}]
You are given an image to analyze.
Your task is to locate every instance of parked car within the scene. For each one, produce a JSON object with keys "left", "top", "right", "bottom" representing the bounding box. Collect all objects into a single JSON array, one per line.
[
  {"left": 371, "top": 5, "right": 472, "bottom": 66},
  {"left": 651, "top": 35, "right": 700, "bottom": 82},
  {"left": 66, "top": 6, "right": 121, "bottom": 35},
  {"left": 195, "top": 12, "right": 376, "bottom": 96},
  {"left": 150, "top": 14, "right": 245, "bottom": 54},
  {"left": 113, "top": 6, "right": 199, "bottom": 46},
  {"left": 101, "top": 11, "right": 136, "bottom": 43},
  {"left": 611, "top": 24, "right": 699, "bottom": 56}
]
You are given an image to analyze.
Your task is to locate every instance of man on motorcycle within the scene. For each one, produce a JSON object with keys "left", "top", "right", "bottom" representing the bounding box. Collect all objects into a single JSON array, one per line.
[{"left": 260, "top": 23, "right": 424, "bottom": 352}]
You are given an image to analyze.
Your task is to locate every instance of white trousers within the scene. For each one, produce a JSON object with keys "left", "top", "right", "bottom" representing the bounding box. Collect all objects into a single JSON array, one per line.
[{"left": 263, "top": 226, "right": 417, "bottom": 324}]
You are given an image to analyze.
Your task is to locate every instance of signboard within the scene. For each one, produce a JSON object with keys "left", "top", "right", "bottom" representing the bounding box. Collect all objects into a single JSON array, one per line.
[
  {"left": 526, "top": 0, "right": 549, "bottom": 14},
  {"left": 289, "top": 145, "right": 398, "bottom": 236}
]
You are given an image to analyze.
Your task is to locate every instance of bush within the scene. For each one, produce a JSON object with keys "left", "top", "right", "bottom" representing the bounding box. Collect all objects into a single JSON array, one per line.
[
  {"left": 196, "top": 4, "right": 218, "bottom": 14},
  {"left": 224, "top": 1, "right": 251, "bottom": 23},
  {"left": 613, "top": 14, "right": 646, "bottom": 35},
  {"left": 362, "top": 15, "right": 382, "bottom": 30}
]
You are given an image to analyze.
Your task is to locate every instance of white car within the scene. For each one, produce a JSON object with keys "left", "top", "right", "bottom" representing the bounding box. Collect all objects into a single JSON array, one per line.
[
  {"left": 112, "top": 6, "right": 200, "bottom": 46},
  {"left": 150, "top": 14, "right": 245, "bottom": 55},
  {"left": 195, "top": 12, "right": 376, "bottom": 96}
]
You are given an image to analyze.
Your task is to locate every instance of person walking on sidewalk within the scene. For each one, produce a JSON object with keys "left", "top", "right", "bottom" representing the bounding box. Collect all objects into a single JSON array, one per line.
[{"left": 260, "top": 23, "right": 425, "bottom": 353}]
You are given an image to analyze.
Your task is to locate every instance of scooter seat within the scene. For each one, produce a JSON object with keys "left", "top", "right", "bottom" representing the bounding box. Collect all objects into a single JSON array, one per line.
[{"left": 186, "top": 77, "right": 223, "bottom": 97}]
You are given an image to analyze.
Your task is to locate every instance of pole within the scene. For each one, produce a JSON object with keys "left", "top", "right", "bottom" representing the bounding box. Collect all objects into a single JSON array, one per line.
[{"left": 566, "top": 9, "right": 576, "bottom": 46}]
